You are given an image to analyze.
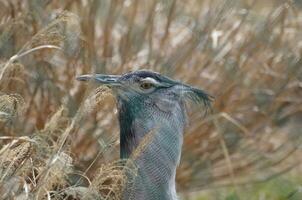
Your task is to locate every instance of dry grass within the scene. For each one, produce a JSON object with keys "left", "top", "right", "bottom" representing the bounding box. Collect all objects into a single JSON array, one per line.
[{"left": 0, "top": 0, "right": 302, "bottom": 199}]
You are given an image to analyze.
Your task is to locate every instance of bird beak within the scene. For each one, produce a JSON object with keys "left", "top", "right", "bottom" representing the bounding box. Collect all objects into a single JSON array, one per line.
[{"left": 76, "top": 74, "right": 121, "bottom": 87}]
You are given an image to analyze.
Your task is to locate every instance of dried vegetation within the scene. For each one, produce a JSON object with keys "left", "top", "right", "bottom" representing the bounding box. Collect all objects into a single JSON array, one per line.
[{"left": 0, "top": 0, "right": 302, "bottom": 199}]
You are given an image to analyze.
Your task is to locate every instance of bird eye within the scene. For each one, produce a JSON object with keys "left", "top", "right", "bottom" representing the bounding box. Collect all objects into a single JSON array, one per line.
[{"left": 140, "top": 82, "right": 153, "bottom": 90}]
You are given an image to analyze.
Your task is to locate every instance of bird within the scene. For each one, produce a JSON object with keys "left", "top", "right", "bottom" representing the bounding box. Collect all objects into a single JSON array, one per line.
[{"left": 77, "top": 70, "right": 212, "bottom": 200}]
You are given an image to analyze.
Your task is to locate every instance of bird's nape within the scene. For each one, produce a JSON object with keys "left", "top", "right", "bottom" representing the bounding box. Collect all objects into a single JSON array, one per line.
[{"left": 183, "top": 86, "right": 214, "bottom": 114}]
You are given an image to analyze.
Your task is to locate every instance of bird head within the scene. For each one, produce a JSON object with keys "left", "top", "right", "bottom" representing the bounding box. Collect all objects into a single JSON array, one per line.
[
  {"left": 77, "top": 70, "right": 213, "bottom": 159},
  {"left": 76, "top": 70, "right": 213, "bottom": 114}
]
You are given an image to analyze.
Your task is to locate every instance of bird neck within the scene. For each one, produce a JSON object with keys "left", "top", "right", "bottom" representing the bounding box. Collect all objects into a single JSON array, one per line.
[{"left": 118, "top": 97, "right": 186, "bottom": 200}]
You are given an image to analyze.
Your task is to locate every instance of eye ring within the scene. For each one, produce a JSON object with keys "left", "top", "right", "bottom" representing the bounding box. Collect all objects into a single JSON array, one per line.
[{"left": 140, "top": 82, "right": 153, "bottom": 90}]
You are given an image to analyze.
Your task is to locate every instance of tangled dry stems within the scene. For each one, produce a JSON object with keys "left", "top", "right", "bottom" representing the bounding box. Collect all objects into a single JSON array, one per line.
[{"left": 0, "top": 0, "right": 301, "bottom": 199}]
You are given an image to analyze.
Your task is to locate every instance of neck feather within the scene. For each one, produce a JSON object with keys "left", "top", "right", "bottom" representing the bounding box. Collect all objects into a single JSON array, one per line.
[{"left": 118, "top": 97, "right": 186, "bottom": 200}]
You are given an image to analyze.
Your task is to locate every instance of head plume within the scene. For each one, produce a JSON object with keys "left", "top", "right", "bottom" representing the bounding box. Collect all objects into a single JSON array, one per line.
[{"left": 179, "top": 84, "right": 214, "bottom": 115}]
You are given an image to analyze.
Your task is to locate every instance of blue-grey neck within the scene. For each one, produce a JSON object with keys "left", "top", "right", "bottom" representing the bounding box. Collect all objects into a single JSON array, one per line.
[{"left": 118, "top": 95, "right": 186, "bottom": 200}]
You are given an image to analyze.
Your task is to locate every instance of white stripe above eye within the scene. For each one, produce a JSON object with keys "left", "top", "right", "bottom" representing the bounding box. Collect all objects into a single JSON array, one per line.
[{"left": 141, "top": 77, "right": 160, "bottom": 85}]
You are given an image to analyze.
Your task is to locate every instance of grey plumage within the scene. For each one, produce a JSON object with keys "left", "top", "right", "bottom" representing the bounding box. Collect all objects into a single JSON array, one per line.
[{"left": 77, "top": 70, "right": 212, "bottom": 200}]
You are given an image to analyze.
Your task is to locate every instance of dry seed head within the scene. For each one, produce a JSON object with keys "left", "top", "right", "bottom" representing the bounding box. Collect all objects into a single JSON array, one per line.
[
  {"left": 91, "top": 161, "right": 137, "bottom": 200},
  {"left": 128, "top": 129, "right": 157, "bottom": 162},
  {"left": 81, "top": 86, "right": 111, "bottom": 115},
  {"left": 0, "top": 94, "right": 25, "bottom": 125},
  {"left": 37, "top": 152, "right": 73, "bottom": 195},
  {"left": 30, "top": 31, "right": 64, "bottom": 48},
  {"left": 42, "top": 106, "right": 70, "bottom": 137},
  {"left": 0, "top": 63, "right": 25, "bottom": 90},
  {"left": 0, "top": 139, "right": 32, "bottom": 181},
  {"left": 20, "top": 11, "right": 80, "bottom": 54}
]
